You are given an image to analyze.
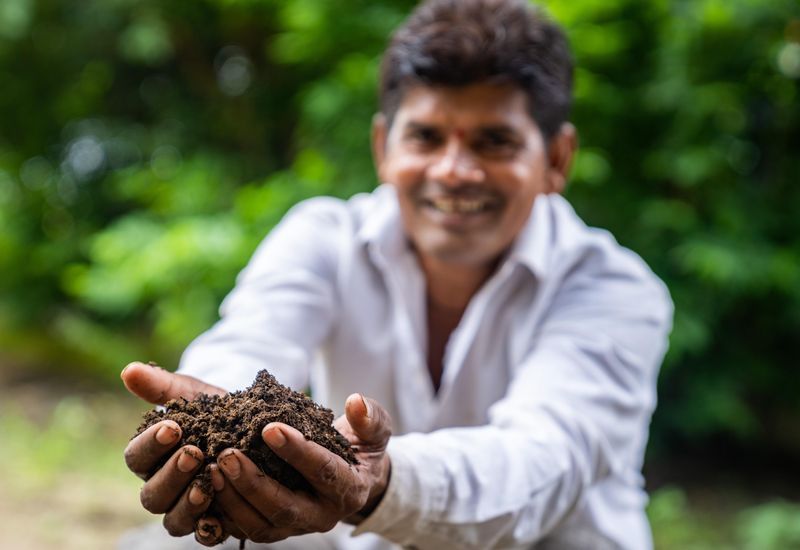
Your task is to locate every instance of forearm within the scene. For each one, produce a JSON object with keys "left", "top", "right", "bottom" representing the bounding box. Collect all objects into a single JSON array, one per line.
[
  {"left": 178, "top": 198, "right": 344, "bottom": 393},
  {"left": 178, "top": 326, "right": 313, "bottom": 393}
]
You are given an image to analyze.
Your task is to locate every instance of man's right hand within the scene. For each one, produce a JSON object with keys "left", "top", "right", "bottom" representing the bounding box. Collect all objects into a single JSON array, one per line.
[{"left": 122, "top": 361, "right": 229, "bottom": 545}]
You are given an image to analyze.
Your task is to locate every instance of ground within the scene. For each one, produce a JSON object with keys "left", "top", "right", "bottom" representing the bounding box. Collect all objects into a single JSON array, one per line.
[{"left": 0, "top": 369, "right": 151, "bottom": 550}]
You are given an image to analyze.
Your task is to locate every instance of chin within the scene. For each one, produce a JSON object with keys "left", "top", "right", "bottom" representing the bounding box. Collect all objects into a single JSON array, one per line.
[{"left": 420, "top": 239, "right": 502, "bottom": 268}]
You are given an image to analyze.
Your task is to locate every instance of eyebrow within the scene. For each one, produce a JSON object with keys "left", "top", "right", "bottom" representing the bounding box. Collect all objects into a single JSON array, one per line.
[
  {"left": 476, "top": 124, "right": 519, "bottom": 136},
  {"left": 403, "top": 121, "right": 439, "bottom": 132},
  {"left": 403, "top": 121, "right": 520, "bottom": 136}
]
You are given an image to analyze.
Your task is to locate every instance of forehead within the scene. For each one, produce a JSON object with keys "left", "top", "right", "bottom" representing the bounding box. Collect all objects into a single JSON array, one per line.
[{"left": 393, "top": 82, "right": 538, "bottom": 131}]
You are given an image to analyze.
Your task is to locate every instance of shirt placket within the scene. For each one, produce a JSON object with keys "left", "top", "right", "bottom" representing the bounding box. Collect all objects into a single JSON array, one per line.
[
  {"left": 438, "top": 262, "right": 517, "bottom": 403},
  {"left": 371, "top": 244, "right": 437, "bottom": 433}
]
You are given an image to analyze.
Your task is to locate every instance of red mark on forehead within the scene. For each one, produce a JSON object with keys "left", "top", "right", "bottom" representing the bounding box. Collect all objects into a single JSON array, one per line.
[{"left": 454, "top": 128, "right": 467, "bottom": 140}]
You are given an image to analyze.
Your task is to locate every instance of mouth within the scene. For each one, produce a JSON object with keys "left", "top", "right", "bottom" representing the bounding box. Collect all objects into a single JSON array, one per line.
[{"left": 423, "top": 195, "right": 498, "bottom": 215}]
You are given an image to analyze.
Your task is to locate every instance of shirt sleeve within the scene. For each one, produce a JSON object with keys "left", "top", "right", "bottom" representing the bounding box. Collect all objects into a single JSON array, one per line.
[
  {"left": 177, "top": 198, "right": 343, "bottom": 393},
  {"left": 353, "top": 247, "right": 673, "bottom": 549}
]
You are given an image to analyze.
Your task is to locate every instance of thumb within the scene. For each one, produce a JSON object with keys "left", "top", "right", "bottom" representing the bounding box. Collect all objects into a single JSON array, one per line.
[
  {"left": 344, "top": 393, "right": 392, "bottom": 446},
  {"left": 121, "top": 361, "right": 225, "bottom": 405}
]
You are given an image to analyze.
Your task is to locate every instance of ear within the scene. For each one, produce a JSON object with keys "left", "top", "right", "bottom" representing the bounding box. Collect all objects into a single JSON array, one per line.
[
  {"left": 546, "top": 122, "right": 578, "bottom": 194},
  {"left": 371, "top": 113, "right": 388, "bottom": 181}
]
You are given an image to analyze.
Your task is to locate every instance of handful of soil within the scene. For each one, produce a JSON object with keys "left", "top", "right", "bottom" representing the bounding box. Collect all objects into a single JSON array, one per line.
[{"left": 134, "top": 369, "right": 358, "bottom": 492}]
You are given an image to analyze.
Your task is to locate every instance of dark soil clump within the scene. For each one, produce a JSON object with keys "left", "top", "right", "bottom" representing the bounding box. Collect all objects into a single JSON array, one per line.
[{"left": 134, "top": 370, "right": 357, "bottom": 493}]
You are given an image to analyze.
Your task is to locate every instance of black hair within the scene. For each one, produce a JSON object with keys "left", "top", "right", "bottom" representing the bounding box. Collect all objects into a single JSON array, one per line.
[{"left": 379, "top": 0, "right": 574, "bottom": 141}]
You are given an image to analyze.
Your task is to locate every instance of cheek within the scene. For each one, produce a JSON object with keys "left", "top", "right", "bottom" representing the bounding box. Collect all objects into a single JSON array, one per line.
[
  {"left": 516, "top": 153, "right": 550, "bottom": 191},
  {"left": 382, "top": 154, "right": 428, "bottom": 189},
  {"left": 488, "top": 165, "right": 545, "bottom": 227},
  {"left": 487, "top": 163, "right": 541, "bottom": 198}
]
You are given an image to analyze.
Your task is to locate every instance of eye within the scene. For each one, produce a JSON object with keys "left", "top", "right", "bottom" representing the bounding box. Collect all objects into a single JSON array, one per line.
[
  {"left": 474, "top": 130, "right": 519, "bottom": 156},
  {"left": 405, "top": 126, "right": 443, "bottom": 148}
]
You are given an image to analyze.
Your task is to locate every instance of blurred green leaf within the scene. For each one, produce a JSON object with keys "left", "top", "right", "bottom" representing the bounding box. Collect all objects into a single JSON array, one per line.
[
  {"left": 118, "top": 13, "right": 173, "bottom": 66},
  {"left": 0, "top": 0, "right": 32, "bottom": 41},
  {"left": 738, "top": 501, "right": 800, "bottom": 550}
]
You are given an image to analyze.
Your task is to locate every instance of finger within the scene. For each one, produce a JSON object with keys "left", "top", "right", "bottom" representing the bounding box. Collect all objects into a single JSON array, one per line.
[
  {"left": 215, "top": 452, "right": 301, "bottom": 542},
  {"left": 140, "top": 445, "right": 204, "bottom": 514},
  {"left": 344, "top": 394, "right": 392, "bottom": 449},
  {"left": 162, "top": 480, "right": 213, "bottom": 537},
  {"left": 261, "top": 425, "right": 366, "bottom": 514},
  {"left": 121, "top": 361, "right": 225, "bottom": 405},
  {"left": 124, "top": 420, "right": 182, "bottom": 477},
  {"left": 207, "top": 464, "right": 249, "bottom": 541},
  {"left": 195, "top": 515, "right": 227, "bottom": 547}
]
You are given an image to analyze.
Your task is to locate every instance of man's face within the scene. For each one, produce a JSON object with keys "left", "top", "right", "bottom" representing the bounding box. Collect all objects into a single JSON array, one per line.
[{"left": 373, "top": 82, "right": 573, "bottom": 271}]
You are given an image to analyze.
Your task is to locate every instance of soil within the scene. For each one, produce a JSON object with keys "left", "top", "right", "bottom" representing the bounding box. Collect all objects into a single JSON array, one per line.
[{"left": 134, "top": 370, "right": 358, "bottom": 494}]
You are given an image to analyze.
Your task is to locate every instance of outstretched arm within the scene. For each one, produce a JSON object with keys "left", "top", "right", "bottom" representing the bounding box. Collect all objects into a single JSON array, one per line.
[{"left": 123, "top": 199, "right": 349, "bottom": 545}]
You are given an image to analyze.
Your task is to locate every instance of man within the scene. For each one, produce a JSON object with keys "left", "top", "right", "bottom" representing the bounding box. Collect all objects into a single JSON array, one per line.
[{"left": 121, "top": 0, "right": 672, "bottom": 548}]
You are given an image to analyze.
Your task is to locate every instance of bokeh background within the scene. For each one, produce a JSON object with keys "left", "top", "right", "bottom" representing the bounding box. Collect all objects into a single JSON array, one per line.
[{"left": 1, "top": 0, "right": 799, "bottom": 548}]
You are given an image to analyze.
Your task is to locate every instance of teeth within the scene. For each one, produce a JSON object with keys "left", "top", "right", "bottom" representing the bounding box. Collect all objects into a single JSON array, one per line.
[
  {"left": 429, "top": 197, "right": 489, "bottom": 214},
  {"left": 431, "top": 198, "right": 456, "bottom": 213},
  {"left": 459, "top": 199, "right": 484, "bottom": 213}
]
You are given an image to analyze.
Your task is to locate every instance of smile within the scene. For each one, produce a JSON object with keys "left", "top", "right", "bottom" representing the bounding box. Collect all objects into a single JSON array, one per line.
[{"left": 425, "top": 196, "right": 496, "bottom": 215}]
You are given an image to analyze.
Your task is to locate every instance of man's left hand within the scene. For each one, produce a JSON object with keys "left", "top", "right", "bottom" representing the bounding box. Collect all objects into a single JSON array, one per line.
[{"left": 210, "top": 393, "right": 392, "bottom": 544}]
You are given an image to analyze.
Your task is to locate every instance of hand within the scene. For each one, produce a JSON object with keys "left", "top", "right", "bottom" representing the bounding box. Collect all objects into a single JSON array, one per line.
[
  {"left": 122, "top": 361, "right": 230, "bottom": 545},
  {"left": 212, "top": 393, "right": 392, "bottom": 544}
]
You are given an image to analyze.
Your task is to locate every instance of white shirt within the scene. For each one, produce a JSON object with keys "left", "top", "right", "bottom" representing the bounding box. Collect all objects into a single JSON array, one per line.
[{"left": 179, "top": 185, "right": 673, "bottom": 550}]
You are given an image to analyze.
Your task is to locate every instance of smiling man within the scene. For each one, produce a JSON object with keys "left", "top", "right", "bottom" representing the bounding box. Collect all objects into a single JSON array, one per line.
[{"left": 120, "top": 1, "right": 672, "bottom": 549}]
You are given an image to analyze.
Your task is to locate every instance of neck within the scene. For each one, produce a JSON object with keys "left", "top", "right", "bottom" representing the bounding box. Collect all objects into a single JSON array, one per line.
[{"left": 420, "top": 256, "right": 499, "bottom": 312}]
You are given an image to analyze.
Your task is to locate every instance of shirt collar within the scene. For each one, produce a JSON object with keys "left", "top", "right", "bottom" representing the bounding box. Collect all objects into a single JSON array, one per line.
[
  {"left": 357, "top": 184, "right": 554, "bottom": 279},
  {"left": 505, "top": 193, "right": 554, "bottom": 280},
  {"left": 356, "top": 184, "right": 410, "bottom": 265}
]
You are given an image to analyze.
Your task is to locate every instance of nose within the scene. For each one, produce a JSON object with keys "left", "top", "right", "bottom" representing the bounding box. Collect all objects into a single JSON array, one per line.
[{"left": 428, "top": 140, "right": 485, "bottom": 187}]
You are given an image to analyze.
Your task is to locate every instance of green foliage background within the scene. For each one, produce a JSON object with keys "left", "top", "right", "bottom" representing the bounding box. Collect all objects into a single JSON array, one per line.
[{"left": 1, "top": 0, "right": 798, "bottom": 459}]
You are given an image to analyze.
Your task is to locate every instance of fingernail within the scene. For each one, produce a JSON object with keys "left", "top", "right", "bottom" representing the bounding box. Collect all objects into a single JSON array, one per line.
[
  {"left": 189, "top": 483, "right": 207, "bottom": 506},
  {"left": 156, "top": 424, "right": 180, "bottom": 445},
  {"left": 360, "top": 394, "right": 372, "bottom": 419},
  {"left": 177, "top": 449, "right": 201, "bottom": 473},
  {"left": 263, "top": 426, "right": 287, "bottom": 449},
  {"left": 196, "top": 517, "right": 223, "bottom": 544},
  {"left": 219, "top": 450, "right": 241, "bottom": 479}
]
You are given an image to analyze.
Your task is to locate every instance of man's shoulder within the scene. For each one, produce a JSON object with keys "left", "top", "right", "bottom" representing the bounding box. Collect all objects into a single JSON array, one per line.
[
  {"left": 282, "top": 186, "right": 392, "bottom": 233},
  {"left": 545, "top": 194, "right": 619, "bottom": 255},
  {"left": 545, "top": 195, "right": 671, "bottom": 305}
]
